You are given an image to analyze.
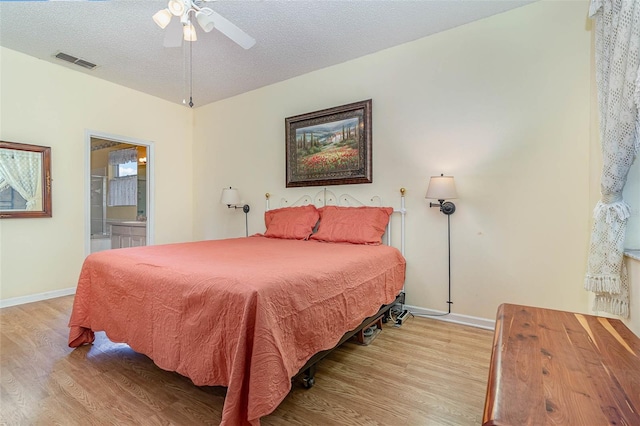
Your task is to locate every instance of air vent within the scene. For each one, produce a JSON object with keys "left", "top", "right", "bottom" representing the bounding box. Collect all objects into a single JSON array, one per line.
[
  {"left": 54, "top": 52, "right": 97, "bottom": 70},
  {"left": 74, "top": 59, "right": 97, "bottom": 70},
  {"left": 55, "top": 52, "right": 77, "bottom": 63}
]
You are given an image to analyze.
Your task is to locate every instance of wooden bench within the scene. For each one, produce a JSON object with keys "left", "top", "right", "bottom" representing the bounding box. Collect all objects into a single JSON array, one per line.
[{"left": 483, "top": 303, "right": 640, "bottom": 425}]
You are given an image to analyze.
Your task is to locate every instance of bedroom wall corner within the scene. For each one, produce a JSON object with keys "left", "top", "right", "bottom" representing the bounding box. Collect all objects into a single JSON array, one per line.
[{"left": 0, "top": 47, "right": 194, "bottom": 302}]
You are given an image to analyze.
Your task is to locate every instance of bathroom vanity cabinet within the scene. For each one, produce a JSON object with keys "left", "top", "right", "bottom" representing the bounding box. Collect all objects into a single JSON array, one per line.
[{"left": 110, "top": 222, "right": 147, "bottom": 249}]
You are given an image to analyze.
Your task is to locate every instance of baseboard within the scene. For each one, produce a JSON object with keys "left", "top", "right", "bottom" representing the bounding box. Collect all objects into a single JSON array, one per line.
[
  {"left": 0, "top": 287, "right": 76, "bottom": 309},
  {"left": 403, "top": 304, "right": 496, "bottom": 331}
]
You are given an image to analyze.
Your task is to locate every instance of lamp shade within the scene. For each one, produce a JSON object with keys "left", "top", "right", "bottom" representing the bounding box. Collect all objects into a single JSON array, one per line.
[
  {"left": 153, "top": 9, "right": 172, "bottom": 29},
  {"left": 221, "top": 188, "right": 240, "bottom": 206},
  {"left": 196, "top": 9, "right": 215, "bottom": 33},
  {"left": 426, "top": 175, "right": 458, "bottom": 200},
  {"left": 183, "top": 22, "right": 197, "bottom": 41}
]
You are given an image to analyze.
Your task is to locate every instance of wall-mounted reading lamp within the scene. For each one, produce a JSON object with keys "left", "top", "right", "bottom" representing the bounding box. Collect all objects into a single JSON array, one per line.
[
  {"left": 426, "top": 174, "right": 457, "bottom": 215},
  {"left": 220, "top": 187, "right": 250, "bottom": 237},
  {"left": 426, "top": 174, "right": 458, "bottom": 314}
]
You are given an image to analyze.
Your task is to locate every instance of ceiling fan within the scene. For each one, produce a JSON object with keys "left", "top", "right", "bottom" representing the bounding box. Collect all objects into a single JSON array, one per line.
[{"left": 153, "top": 0, "right": 256, "bottom": 49}]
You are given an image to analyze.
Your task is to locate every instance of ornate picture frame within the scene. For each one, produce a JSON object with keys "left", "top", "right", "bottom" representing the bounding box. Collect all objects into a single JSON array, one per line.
[
  {"left": 285, "top": 99, "right": 372, "bottom": 187},
  {"left": 0, "top": 141, "right": 52, "bottom": 218}
]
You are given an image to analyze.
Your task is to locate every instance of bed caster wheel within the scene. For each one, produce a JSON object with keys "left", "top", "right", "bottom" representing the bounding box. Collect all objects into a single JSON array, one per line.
[{"left": 303, "top": 376, "right": 315, "bottom": 389}]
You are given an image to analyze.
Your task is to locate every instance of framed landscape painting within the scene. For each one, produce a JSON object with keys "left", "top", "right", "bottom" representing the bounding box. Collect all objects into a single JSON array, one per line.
[{"left": 285, "top": 99, "right": 372, "bottom": 187}]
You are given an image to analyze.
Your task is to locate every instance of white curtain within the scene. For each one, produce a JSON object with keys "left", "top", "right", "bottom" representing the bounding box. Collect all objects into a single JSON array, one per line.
[
  {"left": 109, "top": 175, "right": 137, "bottom": 206},
  {"left": 108, "top": 148, "right": 138, "bottom": 206},
  {"left": 0, "top": 148, "right": 42, "bottom": 210},
  {"left": 585, "top": 0, "right": 640, "bottom": 317},
  {"left": 108, "top": 148, "right": 137, "bottom": 165}
]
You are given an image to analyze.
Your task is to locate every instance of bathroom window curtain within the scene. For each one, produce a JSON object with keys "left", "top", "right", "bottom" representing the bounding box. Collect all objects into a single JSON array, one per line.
[
  {"left": 108, "top": 148, "right": 138, "bottom": 166},
  {"left": 585, "top": 0, "right": 639, "bottom": 318},
  {"left": 108, "top": 148, "right": 137, "bottom": 206},
  {"left": 0, "top": 148, "right": 42, "bottom": 210}
]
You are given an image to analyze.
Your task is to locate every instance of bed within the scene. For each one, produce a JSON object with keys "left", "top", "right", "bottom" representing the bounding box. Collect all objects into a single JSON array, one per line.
[{"left": 68, "top": 190, "right": 407, "bottom": 425}]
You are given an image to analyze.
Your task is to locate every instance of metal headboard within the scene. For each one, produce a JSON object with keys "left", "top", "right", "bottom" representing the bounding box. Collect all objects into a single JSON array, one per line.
[{"left": 264, "top": 188, "right": 406, "bottom": 256}]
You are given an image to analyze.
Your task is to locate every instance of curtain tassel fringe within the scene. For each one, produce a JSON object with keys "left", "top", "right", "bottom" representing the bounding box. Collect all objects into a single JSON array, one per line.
[
  {"left": 593, "top": 295, "right": 629, "bottom": 318},
  {"left": 584, "top": 274, "right": 621, "bottom": 294}
]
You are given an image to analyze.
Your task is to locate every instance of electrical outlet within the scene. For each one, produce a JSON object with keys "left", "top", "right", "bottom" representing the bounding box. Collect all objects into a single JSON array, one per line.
[{"left": 396, "top": 310, "right": 410, "bottom": 326}]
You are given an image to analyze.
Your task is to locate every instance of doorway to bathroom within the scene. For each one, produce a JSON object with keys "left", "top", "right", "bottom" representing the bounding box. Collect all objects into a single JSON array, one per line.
[{"left": 85, "top": 131, "right": 154, "bottom": 255}]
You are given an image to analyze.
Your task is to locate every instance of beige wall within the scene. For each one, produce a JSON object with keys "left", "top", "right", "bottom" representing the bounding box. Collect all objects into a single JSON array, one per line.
[
  {"left": 0, "top": 47, "right": 194, "bottom": 300},
  {"left": 3, "top": 1, "right": 633, "bottom": 332},
  {"left": 193, "top": 1, "right": 593, "bottom": 321}
]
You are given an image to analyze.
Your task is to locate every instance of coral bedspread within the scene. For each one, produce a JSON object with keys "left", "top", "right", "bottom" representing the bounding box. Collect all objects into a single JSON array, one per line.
[{"left": 68, "top": 236, "right": 406, "bottom": 425}]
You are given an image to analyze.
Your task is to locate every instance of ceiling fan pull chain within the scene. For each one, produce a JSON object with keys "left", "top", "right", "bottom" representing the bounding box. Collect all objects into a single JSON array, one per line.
[
  {"left": 182, "top": 34, "right": 188, "bottom": 106},
  {"left": 152, "top": 0, "right": 256, "bottom": 104},
  {"left": 189, "top": 36, "right": 194, "bottom": 108}
]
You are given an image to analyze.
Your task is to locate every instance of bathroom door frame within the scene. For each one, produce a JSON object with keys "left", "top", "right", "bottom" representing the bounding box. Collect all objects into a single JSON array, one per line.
[{"left": 84, "top": 130, "right": 155, "bottom": 256}]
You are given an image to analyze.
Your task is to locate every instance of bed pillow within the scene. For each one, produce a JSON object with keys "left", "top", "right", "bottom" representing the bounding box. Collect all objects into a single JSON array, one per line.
[
  {"left": 310, "top": 206, "right": 393, "bottom": 245},
  {"left": 264, "top": 205, "right": 319, "bottom": 240}
]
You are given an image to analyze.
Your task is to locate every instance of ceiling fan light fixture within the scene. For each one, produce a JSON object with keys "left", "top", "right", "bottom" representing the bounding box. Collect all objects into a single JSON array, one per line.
[
  {"left": 152, "top": 0, "right": 255, "bottom": 52},
  {"left": 183, "top": 22, "right": 197, "bottom": 42},
  {"left": 153, "top": 9, "right": 172, "bottom": 29},
  {"left": 168, "top": 0, "right": 185, "bottom": 17},
  {"left": 196, "top": 9, "right": 215, "bottom": 33}
]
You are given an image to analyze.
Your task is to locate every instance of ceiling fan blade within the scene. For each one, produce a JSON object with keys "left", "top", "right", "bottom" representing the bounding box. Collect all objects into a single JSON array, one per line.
[
  {"left": 207, "top": 9, "right": 256, "bottom": 50},
  {"left": 163, "top": 18, "right": 183, "bottom": 48}
]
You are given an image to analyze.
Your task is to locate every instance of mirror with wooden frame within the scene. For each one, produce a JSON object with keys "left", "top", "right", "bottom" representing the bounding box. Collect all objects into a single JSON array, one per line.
[{"left": 0, "top": 141, "right": 52, "bottom": 218}]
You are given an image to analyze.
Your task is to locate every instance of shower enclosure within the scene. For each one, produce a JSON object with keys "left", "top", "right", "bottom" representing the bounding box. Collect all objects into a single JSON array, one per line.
[{"left": 90, "top": 175, "right": 107, "bottom": 236}]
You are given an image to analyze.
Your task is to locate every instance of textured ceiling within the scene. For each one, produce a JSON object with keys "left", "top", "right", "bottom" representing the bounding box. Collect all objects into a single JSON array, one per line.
[{"left": 0, "top": 0, "right": 534, "bottom": 107}]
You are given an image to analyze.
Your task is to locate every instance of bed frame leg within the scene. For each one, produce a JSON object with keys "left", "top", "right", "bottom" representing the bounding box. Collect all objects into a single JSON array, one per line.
[{"left": 302, "top": 364, "right": 316, "bottom": 389}]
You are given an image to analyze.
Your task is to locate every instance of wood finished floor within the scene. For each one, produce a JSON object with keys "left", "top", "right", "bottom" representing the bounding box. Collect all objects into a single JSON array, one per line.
[{"left": 0, "top": 296, "right": 493, "bottom": 425}]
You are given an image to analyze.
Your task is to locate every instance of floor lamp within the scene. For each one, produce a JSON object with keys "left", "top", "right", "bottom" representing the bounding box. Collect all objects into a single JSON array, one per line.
[
  {"left": 426, "top": 174, "right": 458, "bottom": 314},
  {"left": 220, "top": 187, "right": 250, "bottom": 237}
]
